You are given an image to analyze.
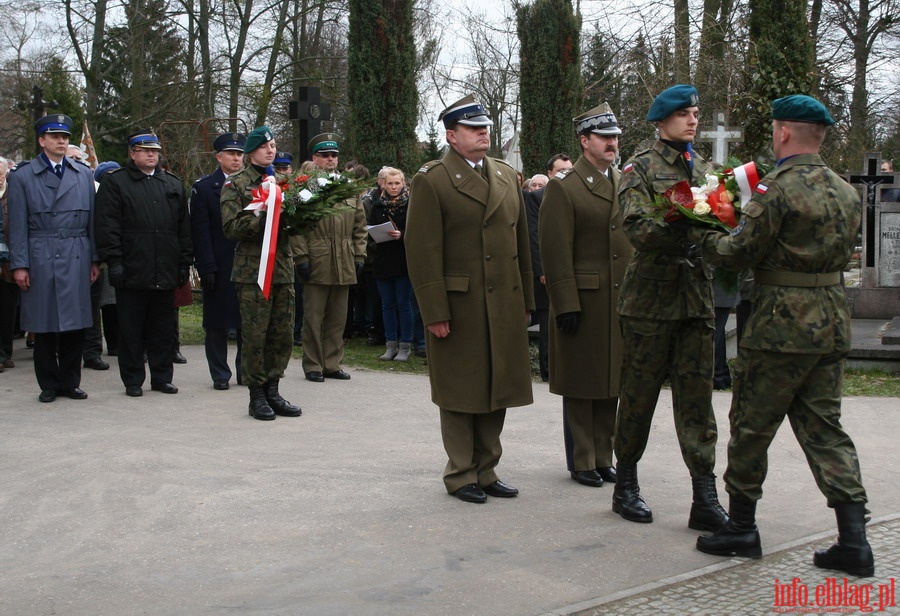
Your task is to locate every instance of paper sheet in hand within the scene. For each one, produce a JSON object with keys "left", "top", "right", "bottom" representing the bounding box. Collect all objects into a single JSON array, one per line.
[{"left": 366, "top": 221, "right": 397, "bottom": 243}]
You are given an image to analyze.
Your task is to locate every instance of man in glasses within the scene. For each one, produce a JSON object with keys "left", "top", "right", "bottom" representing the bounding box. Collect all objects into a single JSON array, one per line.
[{"left": 294, "top": 133, "right": 367, "bottom": 382}]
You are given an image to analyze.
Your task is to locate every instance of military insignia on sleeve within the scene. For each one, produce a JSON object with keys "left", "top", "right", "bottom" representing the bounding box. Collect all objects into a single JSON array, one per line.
[
  {"left": 755, "top": 183, "right": 768, "bottom": 194},
  {"left": 623, "top": 162, "right": 633, "bottom": 174},
  {"left": 732, "top": 218, "right": 747, "bottom": 236},
  {"left": 418, "top": 166, "right": 429, "bottom": 174},
  {"left": 224, "top": 180, "right": 232, "bottom": 188}
]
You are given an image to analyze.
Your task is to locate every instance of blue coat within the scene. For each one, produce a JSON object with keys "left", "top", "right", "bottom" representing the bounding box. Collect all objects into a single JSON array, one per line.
[
  {"left": 189, "top": 168, "right": 241, "bottom": 329},
  {"left": 8, "top": 156, "right": 97, "bottom": 332}
]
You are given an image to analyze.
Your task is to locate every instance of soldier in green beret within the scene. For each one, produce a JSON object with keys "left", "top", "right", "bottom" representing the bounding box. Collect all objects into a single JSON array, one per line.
[
  {"left": 693, "top": 95, "right": 874, "bottom": 577},
  {"left": 221, "top": 126, "right": 302, "bottom": 421},
  {"left": 613, "top": 84, "right": 728, "bottom": 531}
]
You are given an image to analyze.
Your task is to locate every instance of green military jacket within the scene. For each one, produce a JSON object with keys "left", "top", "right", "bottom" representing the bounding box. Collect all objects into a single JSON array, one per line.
[
  {"left": 292, "top": 194, "right": 367, "bottom": 286},
  {"left": 617, "top": 140, "right": 715, "bottom": 320},
  {"left": 539, "top": 156, "right": 634, "bottom": 399},
  {"left": 406, "top": 148, "right": 535, "bottom": 413},
  {"left": 694, "top": 154, "right": 861, "bottom": 353},
  {"left": 220, "top": 165, "right": 296, "bottom": 285}
]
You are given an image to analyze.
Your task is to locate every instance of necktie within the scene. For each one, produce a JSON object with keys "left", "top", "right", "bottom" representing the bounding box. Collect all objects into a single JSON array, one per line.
[
  {"left": 54, "top": 163, "right": 62, "bottom": 178},
  {"left": 474, "top": 163, "right": 485, "bottom": 178}
]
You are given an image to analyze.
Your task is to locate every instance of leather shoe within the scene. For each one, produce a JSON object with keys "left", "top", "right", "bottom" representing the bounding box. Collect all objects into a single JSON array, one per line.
[
  {"left": 305, "top": 371, "right": 325, "bottom": 382},
  {"left": 39, "top": 389, "right": 56, "bottom": 403},
  {"left": 125, "top": 386, "right": 143, "bottom": 397},
  {"left": 451, "top": 483, "right": 487, "bottom": 504},
  {"left": 213, "top": 380, "right": 230, "bottom": 390},
  {"left": 151, "top": 383, "right": 178, "bottom": 394},
  {"left": 483, "top": 480, "right": 519, "bottom": 498},
  {"left": 324, "top": 370, "right": 351, "bottom": 380},
  {"left": 60, "top": 387, "right": 88, "bottom": 400},
  {"left": 571, "top": 470, "right": 605, "bottom": 487},
  {"left": 84, "top": 357, "right": 110, "bottom": 370},
  {"left": 596, "top": 467, "right": 617, "bottom": 484},
  {"left": 173, "top": 351, "right": 187, "bottom": 364}
]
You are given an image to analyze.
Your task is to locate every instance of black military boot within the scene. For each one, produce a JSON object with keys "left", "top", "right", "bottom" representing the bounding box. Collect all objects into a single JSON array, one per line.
[
  {"left": 688, "top": 474, "right": 730, "bottom": 531},
  {"left": 813, "top": 502, "right": 875, "bottom": 577},
  {"left": 264, "top": 379, "right": 302, "bottom": 417},
  {"left": 612, "top": 464, "right": 653, "bottom": 523},
  {"left": 696, "top": 495, "right": 762, "bottom": 558},
  {"left": 248, "top": 385, "right": 276, "bottom": 421}
]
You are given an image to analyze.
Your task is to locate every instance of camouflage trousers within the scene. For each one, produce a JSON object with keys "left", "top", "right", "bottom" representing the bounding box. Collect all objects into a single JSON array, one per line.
[
  {"left": 724, "top": 347, "right": 867, "bottom": 506},
  {"left": 614, "top": 316, "right": 718, "bottom": 477},
  {"left": 236, "top": 282, "right": 295, "bottom": 387}
]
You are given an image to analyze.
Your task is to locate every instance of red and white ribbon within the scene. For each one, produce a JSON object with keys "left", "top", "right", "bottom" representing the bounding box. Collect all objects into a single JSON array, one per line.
[
  {"left": 733, "top": 162, "right": 761, "bottom": 207},
  {"left": 243, "top": 175, "right": 283, "bottom": 299}
]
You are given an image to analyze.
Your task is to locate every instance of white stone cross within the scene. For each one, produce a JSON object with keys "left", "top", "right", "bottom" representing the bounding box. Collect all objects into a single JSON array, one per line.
[{"left": 698, "top": 111, "right": 743, "bottom": 164}]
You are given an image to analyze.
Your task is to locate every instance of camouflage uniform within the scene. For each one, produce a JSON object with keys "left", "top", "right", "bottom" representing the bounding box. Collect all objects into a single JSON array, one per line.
[
  {"left": 616, "top": 140, "right": 718, "bottom": 477},
  {"left": 694, "top": 154, "right": 865, "bottom": 506},
  {"left": 220, "top": 165, "right": 296, "bottom": 387}
]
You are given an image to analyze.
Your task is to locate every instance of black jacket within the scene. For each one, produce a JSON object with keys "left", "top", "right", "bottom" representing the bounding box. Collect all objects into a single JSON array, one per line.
[{"left": 96, "top": 160, "right": 192, "bottom": 290}]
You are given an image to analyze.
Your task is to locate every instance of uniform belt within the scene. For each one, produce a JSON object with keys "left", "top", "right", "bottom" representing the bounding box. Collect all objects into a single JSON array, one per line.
[
  {"left": 30, "top": 229, "right": 89, "bottom": 239},
  {"left": 754, "top": 270, "right": 840, "bottom": 287}
]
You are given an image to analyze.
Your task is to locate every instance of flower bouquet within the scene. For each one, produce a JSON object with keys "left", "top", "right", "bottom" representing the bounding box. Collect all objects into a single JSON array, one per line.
[
  {"left": 278, "top": 171, "right": 373, "bottom": 233},
  {"left": 652, "top": 161, "right": 770, "bottom": 232}
]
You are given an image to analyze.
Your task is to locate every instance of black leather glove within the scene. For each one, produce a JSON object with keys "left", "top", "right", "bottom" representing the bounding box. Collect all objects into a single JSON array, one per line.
[
  {"left": 107, "top": 262, "right": 124, "bottom": 287},
  {"left": 296, "top": 262, "right": 311, "bottom": 283},
  {"left": 555, "top": 312, "right": 580, "bottom": 335},
  {"left": 355, "top": 261, "right": 364, "bottom": 277},
  {"left": 177, "top": 268, "right": 189, "bottom": 287},
  {"left": 200, "top": 272, "right": 216, "bottom": 291}
]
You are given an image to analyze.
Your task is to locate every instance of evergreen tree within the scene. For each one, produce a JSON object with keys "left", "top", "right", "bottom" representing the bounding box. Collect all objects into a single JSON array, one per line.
[
  {"left": 41, "top": 56, "right": 85, "bottom": 144},
  {"left": 346, "top": 0, "right": 419, "bottom": 175},
  {"left": 516, "top": 0, "right": 582, "bottom": 176},
  {"left": 94, "top": 0, "right": 187, "bottom": 163},
  {"left": 736, "top": 0, "right": 815, "bottom": 160}
]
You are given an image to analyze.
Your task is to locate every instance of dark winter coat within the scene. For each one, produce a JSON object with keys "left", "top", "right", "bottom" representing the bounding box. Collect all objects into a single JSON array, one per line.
[{"left": 95, "top": 160, "right": 192, "bottom": 290}]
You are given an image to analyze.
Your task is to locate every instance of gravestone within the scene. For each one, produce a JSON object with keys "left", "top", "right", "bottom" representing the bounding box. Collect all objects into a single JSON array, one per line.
[
  {"left": 697, "top": 111, "right": 742, "bottom": 164},
  {"left": 846, "top": 152, "right": 900, "bottom": 321},
  {"left": 289, "top": 86, "right": 332, "bottom": 160}
]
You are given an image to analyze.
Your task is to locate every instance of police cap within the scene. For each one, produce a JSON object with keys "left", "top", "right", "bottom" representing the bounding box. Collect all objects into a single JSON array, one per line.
[
  {"left": 128, "top": 130, "right": 162, "bottom": 150},
  {"left": 35, "top": 114, "right": 73, "bottom": 136},
  {"left": 213, "top": 132, "right": 246, "bottom": 152}
]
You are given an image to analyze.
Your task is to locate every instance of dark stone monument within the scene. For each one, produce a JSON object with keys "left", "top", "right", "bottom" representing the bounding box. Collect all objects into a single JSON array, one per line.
[{"left": 289, "top": 86, "right": 332, "bottom": 160}]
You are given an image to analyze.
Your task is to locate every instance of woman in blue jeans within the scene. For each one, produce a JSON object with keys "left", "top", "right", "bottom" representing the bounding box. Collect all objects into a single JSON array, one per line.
[{"left": 368, "top": 168, "right": 414, "bottom": 361}]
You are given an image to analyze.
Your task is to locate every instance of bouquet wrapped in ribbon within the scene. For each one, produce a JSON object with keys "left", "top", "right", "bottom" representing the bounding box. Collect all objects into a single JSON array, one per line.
[
  {"left": 278, "top": 172, "right": 372, "bottom": 232},
  {"left": 241, "top": 170, "right": 371, "bottom": 299},
  {"left": 652, "top": 161, "right": 770, "bottom": 232}
]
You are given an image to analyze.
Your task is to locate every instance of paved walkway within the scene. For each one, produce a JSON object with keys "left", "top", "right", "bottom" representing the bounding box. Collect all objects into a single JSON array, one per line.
[{"left": 1, "top": 342, "right": 897, "bottom": 615}]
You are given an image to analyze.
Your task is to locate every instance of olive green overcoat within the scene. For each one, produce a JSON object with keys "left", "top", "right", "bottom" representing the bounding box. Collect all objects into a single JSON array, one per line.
[
  {"left": 405, "top": 148, "right": 535, "bottom": 413},
  {"left": 539, "top": 157, "right": 633, "bottom": 399}
]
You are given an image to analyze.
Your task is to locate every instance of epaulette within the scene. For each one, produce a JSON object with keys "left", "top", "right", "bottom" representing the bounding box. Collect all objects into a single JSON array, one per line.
[
  {"left": 71, "top": 158, "right": 91, "bottom": 169},
  {"left": 164, "top": 169, "right": 182, "bottom": 182},
  {"left": 493, "top": 157, "right": 514, "bottom": 169},
  {"left": 104, "top": 167, "right": 124, "bottom": 176},
  {"left": 416, "top": 160, "right": 442, "bottom": 175},
  {"left": 193, "top": 173, "right": 211, "bottom": 184},
  {"left": 555, "top": 168, "right": 574, "bottom": 180}
]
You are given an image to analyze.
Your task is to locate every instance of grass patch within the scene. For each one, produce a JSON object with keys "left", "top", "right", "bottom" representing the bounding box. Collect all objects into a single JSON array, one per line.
[{"left": 179, "top": 302, "right": 899, "bottom": 396}]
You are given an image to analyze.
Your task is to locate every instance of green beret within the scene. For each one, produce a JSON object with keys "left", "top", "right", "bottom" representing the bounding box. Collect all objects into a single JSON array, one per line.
[
  {"left": 646, "top": 85, "right": 699, "bottom": 122},
  {"left": 771, "top": 95, "right": 835, "bottom": 126},
  {"left": 244, "top": 126, "right": 275, "bottom": 153}
]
